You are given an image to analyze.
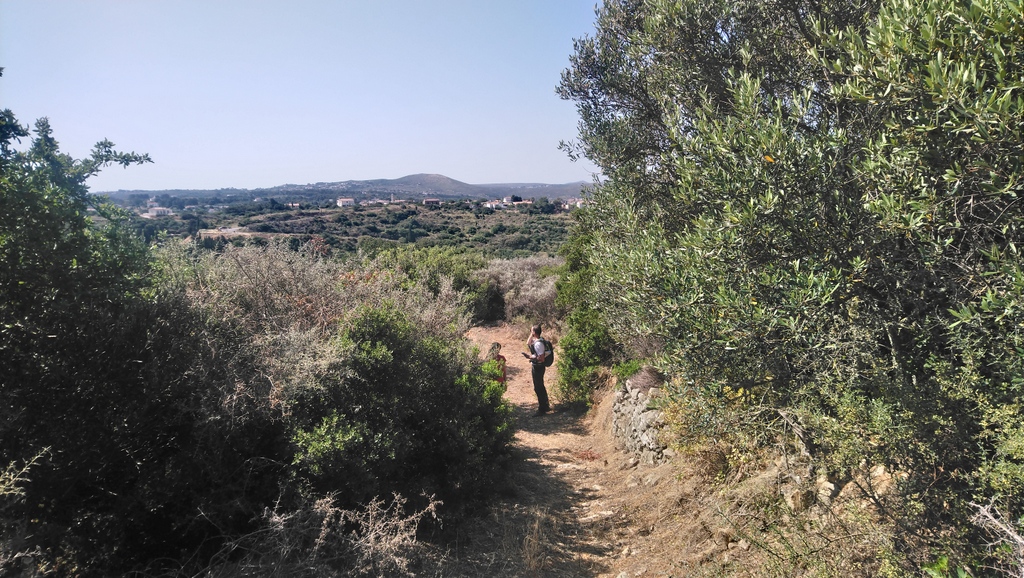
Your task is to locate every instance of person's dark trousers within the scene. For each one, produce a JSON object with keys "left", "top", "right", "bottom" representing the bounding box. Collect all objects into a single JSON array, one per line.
[{"left": 532, "top": 362, "right": 550, "bottom": 412}]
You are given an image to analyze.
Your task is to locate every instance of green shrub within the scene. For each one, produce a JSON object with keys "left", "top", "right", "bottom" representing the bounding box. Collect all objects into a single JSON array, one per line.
[
  {"left": 559, "top": 0, "right": 1024, "bottom": 569},
  {"left": 552, "top": 229, "right": 616, "bottom": 404},
  {"left": 0, "top": 112, "right": 515, "bottom": 574},
  {"left": 286, "top": 305, "right": 513, "bottom": 509},
  {"left": 612, "top": 359, "right": 641, "bottom": 382},
  {"left": 555, "top": 307, "right": 615, "bottom": 404},
  {"left": 371, "top": 245, "right": 503, "bottom": 322},
  {"left": 0, "top": 115, "right": 287, "bottom": 574}
]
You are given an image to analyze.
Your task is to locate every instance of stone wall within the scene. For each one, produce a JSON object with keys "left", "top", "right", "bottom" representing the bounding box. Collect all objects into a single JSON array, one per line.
[{"left": 611, "top": 375, "right": 673, "bottom": 465}]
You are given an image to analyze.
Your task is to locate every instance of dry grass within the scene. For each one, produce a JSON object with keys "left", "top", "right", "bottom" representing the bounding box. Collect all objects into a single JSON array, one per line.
[
  {"left": 0, "top": 452, "right": 46, "bottom": 576},
  {"left": 194, "top": 493, "right": 442, "bottom": 578},
  {"left": 521, "top": 509, "right": 550, "bottom": 576},
  {"left": 0, "top": 451, "right": 45, "bottom": 505}
]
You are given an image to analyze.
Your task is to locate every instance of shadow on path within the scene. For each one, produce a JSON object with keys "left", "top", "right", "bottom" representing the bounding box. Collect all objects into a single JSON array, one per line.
[
  {"left": 443, "top": 403, "right": 615, "bottom": 577},
  {"left": 506, "top": 401, "right": 614, "bottom": 576},
  {"left": 450, "top": 325, "right": 615, "bottom": 576}
]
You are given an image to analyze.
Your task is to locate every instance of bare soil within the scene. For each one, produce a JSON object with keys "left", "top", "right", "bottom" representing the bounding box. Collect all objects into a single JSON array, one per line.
[
  {"left": 425, "top": 323, "right": 893, "bottom": 578},
  {"left": 444, "top": 324, "right": 710, "bottom": 578}
]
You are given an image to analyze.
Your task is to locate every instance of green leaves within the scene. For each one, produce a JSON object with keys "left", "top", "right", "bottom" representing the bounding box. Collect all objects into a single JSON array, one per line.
[
  {"left": 278, "top": 302, "right": 512, "bottom": 508},
  {"left": 0, "top": 113, "right": 152, "bottom": 326},
  {"left": 923, "top": 556, "right": 969, "bottom": 578},
  {"left": 562, "top": 0, "right": 1024, "bottom": 568}
]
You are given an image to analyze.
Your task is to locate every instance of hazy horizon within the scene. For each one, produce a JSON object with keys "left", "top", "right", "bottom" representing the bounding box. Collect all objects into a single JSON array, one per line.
[{"left": 93, "top": 172, "right": 592, "bottom": 195}]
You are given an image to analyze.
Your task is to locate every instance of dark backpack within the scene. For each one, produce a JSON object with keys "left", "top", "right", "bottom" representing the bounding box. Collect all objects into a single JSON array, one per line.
[{"left": 539, "top": 338, "right": 554, "bottom": 367}]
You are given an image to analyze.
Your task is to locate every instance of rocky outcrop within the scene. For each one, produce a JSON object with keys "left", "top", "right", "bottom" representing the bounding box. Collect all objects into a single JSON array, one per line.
[{"left": 611, "top": 374, "right": 672, "bottom": 465}]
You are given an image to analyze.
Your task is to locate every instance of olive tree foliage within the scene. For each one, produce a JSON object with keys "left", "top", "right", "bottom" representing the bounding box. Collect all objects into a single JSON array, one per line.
[
  {"left": 559, "top": 0, "right": 1024, "bottom": 566},
  {"left": 558, "top": 0, "right": 876, "bottom": 216},
  {"left": 829, "top": 0, "right": 1024, "bottom": 526}
]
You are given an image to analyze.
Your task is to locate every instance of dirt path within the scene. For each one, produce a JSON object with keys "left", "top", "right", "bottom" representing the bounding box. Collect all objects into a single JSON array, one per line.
[
  {"left": 452, "top": 324, "right": 686, "bottom": 578},
  {"left": 452, "top": 324, "right": 873, "bottom": 578}
]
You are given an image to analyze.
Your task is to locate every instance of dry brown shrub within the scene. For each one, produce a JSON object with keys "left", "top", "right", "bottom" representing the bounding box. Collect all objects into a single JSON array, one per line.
[
  {"left": 204, "top": 493, "right": 441, "bottom": 578},
  {"left": 160, "top": 240, "right": 474, "bottom": 412},
  {"left": 206, "top": 242, "right": 466, "bottom": 336},
  {"left": 626, "top": 365, "right": 664, "bottom": 394},
  {"left": 185, "top": 241, "right": 349, "bottom": 333},
  {"left": 0, "top": 452, "right": 46, "bottom": 576},
  {"left": 691, "top": 444, "right": 732, "bottom": 481},
  {"left": 476, "top": 255, "right": 562, "bottom": 324},
  {"left": 971, "top": 500, "right": 1024, "bottom": 578}
]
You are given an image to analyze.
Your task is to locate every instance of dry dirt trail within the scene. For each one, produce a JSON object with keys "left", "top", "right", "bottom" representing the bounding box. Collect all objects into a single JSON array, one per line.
[{"left": 455, "top": 324, "right": 689, "bottom": 578}]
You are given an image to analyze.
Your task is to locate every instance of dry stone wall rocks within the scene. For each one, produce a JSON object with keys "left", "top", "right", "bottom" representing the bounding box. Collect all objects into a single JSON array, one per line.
[{"left": 611, "top": 376, "right": 670, "bottom": 465}]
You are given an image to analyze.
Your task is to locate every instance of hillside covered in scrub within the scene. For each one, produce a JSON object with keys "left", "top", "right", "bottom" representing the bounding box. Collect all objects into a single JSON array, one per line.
[
  {"left": 3, "top": 0, "right": 1024, "bottom": 575},
  {"left": 0, "top": 95, "right": 565, "bottom": 575},
  {"left": 133, "top": 198, "right": 573, "bottom": 257}
]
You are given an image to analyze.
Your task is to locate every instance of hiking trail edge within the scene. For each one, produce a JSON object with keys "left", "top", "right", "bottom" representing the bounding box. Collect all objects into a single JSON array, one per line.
[{"left": 455, "top": 324, "right": 693, "bottom": 578}]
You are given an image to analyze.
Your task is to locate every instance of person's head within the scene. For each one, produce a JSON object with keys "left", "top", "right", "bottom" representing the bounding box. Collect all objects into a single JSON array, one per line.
[
  {"left": 532, "top": 324, "right": 542, "bottom": 338},
  {"left": 487, "top": 342, "right": 501, "bottom": 359}
]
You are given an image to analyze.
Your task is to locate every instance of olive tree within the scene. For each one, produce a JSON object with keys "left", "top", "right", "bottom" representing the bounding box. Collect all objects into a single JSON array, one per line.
[{"left": 559, "top": 0, "right": 1024, "bottom": 569}]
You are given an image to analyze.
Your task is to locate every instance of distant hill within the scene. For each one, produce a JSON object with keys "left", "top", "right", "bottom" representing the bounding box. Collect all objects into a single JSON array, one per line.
[
  {"left": 477, "top": 181, "right": 593, "bottom": 199},
  {"left": 98, "top": 173, "right": 588, "bottom": 202}
]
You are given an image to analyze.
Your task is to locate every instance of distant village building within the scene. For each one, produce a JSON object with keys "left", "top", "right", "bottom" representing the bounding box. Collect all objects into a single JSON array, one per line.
[
  {"left": 146, "top": 207, "right": 172, "bottom": 217},
  {"left": 483, "top": 201, "right": 506, "bottom": 209},
  {"left": 336, "top": 198, "right": 356, "bottom": 207},
  {"left": 422, "top": 198, "right": 441, "bottom": 206},
  {"left": 562, "top": 198, "right": 588, "bottom": 210}
]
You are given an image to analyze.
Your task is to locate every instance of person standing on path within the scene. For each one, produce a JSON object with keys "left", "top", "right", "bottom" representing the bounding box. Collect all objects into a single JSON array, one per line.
[{"left": 523, "top": 324, "right": 550, "bottom": 416}]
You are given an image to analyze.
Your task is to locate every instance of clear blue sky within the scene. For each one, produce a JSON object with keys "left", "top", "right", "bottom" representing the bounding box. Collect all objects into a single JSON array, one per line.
[{"left": 0, "top": 0, "right": 600, "bottom": 191}]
